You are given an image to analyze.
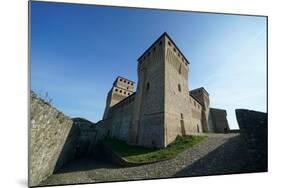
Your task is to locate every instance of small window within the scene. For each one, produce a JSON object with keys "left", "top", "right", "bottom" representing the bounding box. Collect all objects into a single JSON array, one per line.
[
  {"left": 182, "top": 57, "right": 184, "bottom": 62},
  {"left": 123, "top": 80, "right": 126, "bottom": 83},
  {"left": 120, "top": 78, "right": 123, "bottom": 81},
  {"left": 194, "top": 101, "right": 196, "bottom": 106},
  {"left": 180, "top": 113, "right": 184, "bottom": 119},
  {"left": 144, "top": 56, "right": 146, "bottom": 60},
  {"left": 124, "top": 91, "right": 126, "bottom": 94},
  {"left": 159, "top": 41, "right": 162, "bottom": 46},
  {"left": 178, "top": 52, "right": 180, "bottom": 57},
  {"left": 131, "top": 83, "right": 133, "bottom": 85},
  {"left": 148, "top": 52, "right": 151, "bottom": 57},
  {"left": 146, "top": 82, "right": 150, "bottom": 91},
  {"left": 179, "top": 65, "right": 181, "bottom": 74},
  {"left": 120, "top": 90, "right": 122, "bottom": 93},
  {"left": 128, "top": 93, "right": 130, "bottom": 96},
  {"left": 115, "top": 89, "right": 118, "bottom": 92},
  {"left": 127, "top": 81, "right": 130, "bottom": 84},
  {"left": 173, "top": 47, "right": 176, "bottom": 52},
  {"left": 178, "top": 84, "right": 181, "bottom": 92},
  {"left": 153, "top": 47, "right": 156, "bottom": 51},
  {"left": 168, "top": 41, "right": 171, "bottom": 46}
]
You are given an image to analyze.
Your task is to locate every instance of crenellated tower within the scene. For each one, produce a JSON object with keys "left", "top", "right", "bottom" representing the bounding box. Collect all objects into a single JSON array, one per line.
[
  {"left": 129, "top": 32, "right": 193, "bottom": 148},
  {"left": 190, "top": 87, "right": 210, "bottom": 132},
  {"left": 102, "top": 76, "right": 135, "bottom": 119}
]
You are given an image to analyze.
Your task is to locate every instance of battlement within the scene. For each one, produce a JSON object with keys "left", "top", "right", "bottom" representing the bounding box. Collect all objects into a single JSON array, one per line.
[
  {"left": 113, "top": 76, "right": 135, "bottom": 92},
  {"left": 190, "top": 87, "right": 209, "bottom": 96},
  {"left": 138, "top": 32, "right": 189, "bottom": 67}
]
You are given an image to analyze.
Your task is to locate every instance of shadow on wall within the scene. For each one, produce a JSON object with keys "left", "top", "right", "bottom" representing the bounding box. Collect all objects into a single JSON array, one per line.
[
  {"left": 173, "top": 134, "right": 259, "bottom": 178},
  {"left": 53, "top": 123, "right": 81, "bottom": 173},
  {"left": 235, "top": 109, "right": 268, "bottom": 172},
  {"left": 54, "top": 142, "right": 118, "bottom": 174}
]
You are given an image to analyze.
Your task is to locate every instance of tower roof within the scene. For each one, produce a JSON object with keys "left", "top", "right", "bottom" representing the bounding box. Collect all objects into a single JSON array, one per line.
[
  {"left": 137, "top": 32, "right": 190, "bottom": 64},
  {"left": 190, "top": 87, "right": 209, "bottom": 96},
  {"left": 114, "top": 76, "right": 135, "bottom": 84}
]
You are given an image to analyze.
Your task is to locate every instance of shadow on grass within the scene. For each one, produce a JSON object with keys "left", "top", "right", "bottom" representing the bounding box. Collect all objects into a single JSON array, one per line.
[{"left": 104, "top": 135, "right": 207, "bottom": 163}]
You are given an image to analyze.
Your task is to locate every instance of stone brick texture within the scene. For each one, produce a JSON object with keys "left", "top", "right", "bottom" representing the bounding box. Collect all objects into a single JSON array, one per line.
[
  {"left": 30, "top": 92, "right": 80, "bottom": 186},
  {"left": 235, "top": 109, "right": 267, "bottom": 172}
]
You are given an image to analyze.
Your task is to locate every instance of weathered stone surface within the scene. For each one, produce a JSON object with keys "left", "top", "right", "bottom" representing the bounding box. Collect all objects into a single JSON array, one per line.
[
  {"left": 72, "top": 118, "right": 101, "bottom": 157},
  {"left": 209, "top": 108, "right": 230, "bottom": 133},
  {"left": 30, "top": 91, "right": 80, "bottom": 186},
  {"left": 235, "top": 109, "right": 267, "bottom": 172}
]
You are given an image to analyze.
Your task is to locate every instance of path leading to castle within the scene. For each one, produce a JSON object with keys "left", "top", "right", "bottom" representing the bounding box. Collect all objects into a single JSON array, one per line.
[{"left": 40, "top": 133, "right": 256, "bottom": 186}]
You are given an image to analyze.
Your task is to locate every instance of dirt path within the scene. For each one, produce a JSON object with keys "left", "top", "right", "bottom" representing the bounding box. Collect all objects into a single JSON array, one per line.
[{"left": 40, "top": 133, "right": 255, "bottom": 186}]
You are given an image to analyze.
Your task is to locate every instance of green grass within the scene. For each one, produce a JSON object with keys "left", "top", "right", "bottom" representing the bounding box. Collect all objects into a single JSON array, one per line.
[{"left": 104, "top": 135, "right": 207, "bottom": 163}]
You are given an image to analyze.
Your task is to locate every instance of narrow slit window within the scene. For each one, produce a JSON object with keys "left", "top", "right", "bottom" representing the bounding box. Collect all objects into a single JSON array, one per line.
[
  {"left": 146, "top": 82, "right": 150, "bottom": 91},
  {"left": 178, "top": 84, "right": 181, "bottom": 92}
]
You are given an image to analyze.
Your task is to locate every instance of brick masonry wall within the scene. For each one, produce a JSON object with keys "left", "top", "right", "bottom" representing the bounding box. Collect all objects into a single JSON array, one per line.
[
  {"left": 30, "top": 92, "right": 80, "bottom": 186},
  {"left": 235, "top": 109, "right": 267, "bottom": 172}
]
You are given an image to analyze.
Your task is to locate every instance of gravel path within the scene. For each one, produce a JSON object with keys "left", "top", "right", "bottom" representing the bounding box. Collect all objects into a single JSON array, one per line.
[{"left": 40, "top": 133, "right": 253, "bottom": 186}]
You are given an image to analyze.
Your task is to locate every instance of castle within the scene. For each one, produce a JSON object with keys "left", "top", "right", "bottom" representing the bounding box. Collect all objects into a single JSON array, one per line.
[{"left": 99, "top": 32, "right": 229, "bottom": 148}]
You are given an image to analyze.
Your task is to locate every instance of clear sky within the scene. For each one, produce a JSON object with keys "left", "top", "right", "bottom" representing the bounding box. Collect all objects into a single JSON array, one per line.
[{"left": 30, "top": 1, "right": 267, "bottom": 129}]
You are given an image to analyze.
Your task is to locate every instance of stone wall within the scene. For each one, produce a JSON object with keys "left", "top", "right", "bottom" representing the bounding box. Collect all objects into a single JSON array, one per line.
[
  {"left": 30, "top": 92, "right": 80, "bottom": 186},
  {"left": 209, "top": 108, "right": 230, "bottom": 133},
  {"left": 189, "top": 96, "right": 203, "bottom": 133},
  {"left": 164, "top": 37, "right": 192, "bottom": 146},
  {"left": 235, "top": 109, "right": 267, "bottom": 172},
  {"left": 131, "top": 36, "right": 166, "bottom": 148},
  {"left": 190, "top": 88, "right": 210, "bottom": 132},
  {"left": 106, "top": 94, "right": 135, "bottom": 142},
  {"left": 72, "top": 118, "right": 99, "bottom": 157}
]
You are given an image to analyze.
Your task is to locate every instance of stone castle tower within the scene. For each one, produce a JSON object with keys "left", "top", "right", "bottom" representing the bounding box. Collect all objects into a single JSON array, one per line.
[
  {"left": 129, "top": 33, "right": 194, "bottom": 147},
  {"left": 190, "top": 87, "right": 210, "bottom": 132},
  {"left": 103, "top": 76, "right": 135, "bottom": 119},
  {"left": 100, "top": 32, "right": 228, "bottom": 148}
]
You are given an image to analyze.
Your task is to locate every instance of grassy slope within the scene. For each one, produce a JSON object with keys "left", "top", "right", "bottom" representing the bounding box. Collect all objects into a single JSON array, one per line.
[{"left": 104, "top": 135, "right": 207, "bottom": 163}]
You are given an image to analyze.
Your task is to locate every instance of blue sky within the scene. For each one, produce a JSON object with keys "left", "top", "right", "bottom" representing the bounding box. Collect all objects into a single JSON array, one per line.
[{"left": 30, "top": 1, "right": 267, "bottom": 129}]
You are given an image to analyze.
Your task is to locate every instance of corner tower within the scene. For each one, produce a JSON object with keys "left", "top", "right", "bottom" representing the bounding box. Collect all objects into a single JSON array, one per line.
[
  {"left": 103, "top": 76, "right": 135, "bottom": 119},
  {"left": 190, "top": 87, "right": 210, "bottom": 132},
  {"left": 129, "top": 32, "right": 192, "bottom": 148}
]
